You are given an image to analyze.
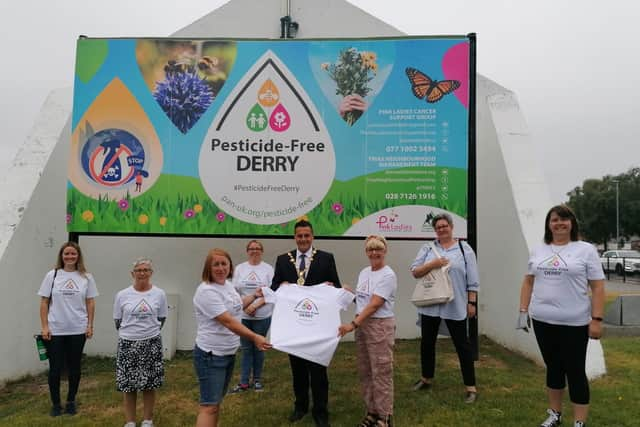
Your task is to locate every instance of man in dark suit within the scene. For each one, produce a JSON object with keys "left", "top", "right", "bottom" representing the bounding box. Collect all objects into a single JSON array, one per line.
[{"left": 272, "top": 220, "right": 341, "bottom": 427}]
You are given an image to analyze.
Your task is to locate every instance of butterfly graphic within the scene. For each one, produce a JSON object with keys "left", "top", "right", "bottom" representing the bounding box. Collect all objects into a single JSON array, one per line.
[{"left": 406, "top": 67, "right": 460, "bottom": 103}]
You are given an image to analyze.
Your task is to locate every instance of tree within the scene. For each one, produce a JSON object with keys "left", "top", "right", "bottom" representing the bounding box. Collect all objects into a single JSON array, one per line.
[{"left": 566, "top": 167, "right": 640, "bottom": 248}]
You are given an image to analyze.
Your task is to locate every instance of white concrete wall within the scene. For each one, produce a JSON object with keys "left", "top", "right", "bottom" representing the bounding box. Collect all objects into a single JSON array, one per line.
[
  {"left": 0, "top": 90, "right": 73, "bottom": 382},
  {"left": 0, "top": 0, "right": 562, "bottom": 383},
  {"left": 475, "top": 78, "right": 549, "bottom": 363}
]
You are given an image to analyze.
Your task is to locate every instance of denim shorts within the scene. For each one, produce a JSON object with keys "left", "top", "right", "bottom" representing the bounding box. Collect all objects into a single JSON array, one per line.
[{"left": 193, "top": 345, "right": 236, "bottom": 405}]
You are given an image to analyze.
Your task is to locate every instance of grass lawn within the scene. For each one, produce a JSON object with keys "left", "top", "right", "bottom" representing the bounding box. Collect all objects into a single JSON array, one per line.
[{"left": 1, "top": 336, "right": 638, "bottom": 426}]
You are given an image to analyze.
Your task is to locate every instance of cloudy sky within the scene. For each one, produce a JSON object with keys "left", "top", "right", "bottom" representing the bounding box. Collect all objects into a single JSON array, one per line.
[{"left": 0, "top": 0, "right": 637, "bottom": 203}]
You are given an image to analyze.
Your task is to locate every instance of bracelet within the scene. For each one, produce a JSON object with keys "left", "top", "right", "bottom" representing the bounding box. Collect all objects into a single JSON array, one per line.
[
  {"left": 519, "top": 309, "right": 527, "bottom": 313},
  {"left": 592, "top": 316, "right": 603, "bottom": 322},
  {"left": 351, "top": 320, "right": 359, "bottom": 329}
]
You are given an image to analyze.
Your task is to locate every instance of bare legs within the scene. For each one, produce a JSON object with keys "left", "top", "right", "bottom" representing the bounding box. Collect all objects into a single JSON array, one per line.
[
  {"left": 123, "top": 390, "right": 156, "bottom": 424},
  {"left": 547, "top": 387, "right": 589, "bottom": 423},
  {"left": 196, "top": 404, "right": 220, "bottom": 427}
]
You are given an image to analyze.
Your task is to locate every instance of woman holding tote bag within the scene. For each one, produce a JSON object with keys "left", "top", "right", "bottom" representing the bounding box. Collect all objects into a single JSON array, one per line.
[{"left": 409, "top": 213, "right": 479, "bottom": 403}]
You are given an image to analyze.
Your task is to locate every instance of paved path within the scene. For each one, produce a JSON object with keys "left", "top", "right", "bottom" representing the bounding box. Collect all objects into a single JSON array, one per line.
[{"left": 605, "top": 278, "right": 640, "bottom": 294}]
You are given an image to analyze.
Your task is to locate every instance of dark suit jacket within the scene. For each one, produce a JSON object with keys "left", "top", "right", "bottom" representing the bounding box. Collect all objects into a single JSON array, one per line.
[{"left": 271, "top": 248, "right": 341, "bottom": 290}]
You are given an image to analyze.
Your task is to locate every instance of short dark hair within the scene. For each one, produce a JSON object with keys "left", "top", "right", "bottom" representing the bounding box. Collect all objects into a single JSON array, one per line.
[
  {"left": 544, "top": 205, "right": 580, "bottom": 244},
  {"left": 294, "top": 220, "right": 313, "bottom": 233},
  {"left": 431, "top": 213, "right": 453, "bottom": 228}
]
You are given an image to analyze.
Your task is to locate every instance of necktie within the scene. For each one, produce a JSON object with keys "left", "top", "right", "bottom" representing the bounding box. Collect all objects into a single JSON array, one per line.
[{"left": 299, "top": 254, "right": 306, "bottom": 272}]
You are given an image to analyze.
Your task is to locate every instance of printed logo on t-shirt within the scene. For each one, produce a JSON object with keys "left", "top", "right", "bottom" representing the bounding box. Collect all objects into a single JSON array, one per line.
[
  {"left": 242, "top": 272, "right": 260, "bottom": 290},
  {"left": 537, "top": 254, "right": 568, "bottom": 279},
  {"left": 243, "top": 271, "right": 260, "bottom": 284},
  {"left": 293, "top": 298, "right": 319, "bottom": 323},
  {"left": 356, "top": 279, "right": 370, "bottom": 296},
  {"left": 60, "top": 279, "right": 80, "bottom": 296},
  {"left": 131, "top": 299, "right": 154, "bottom": 319}
]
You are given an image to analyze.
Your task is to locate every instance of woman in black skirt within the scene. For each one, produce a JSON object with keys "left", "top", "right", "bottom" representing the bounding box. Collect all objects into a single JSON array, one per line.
[{"left": 113, "top": 258, "right": 168, "bottom": 427}]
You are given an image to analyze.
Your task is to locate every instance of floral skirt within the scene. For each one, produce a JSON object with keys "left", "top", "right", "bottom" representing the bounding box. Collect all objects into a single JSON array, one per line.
[{"left": 116, "top": 335, "right": 164, "bottom": 392}]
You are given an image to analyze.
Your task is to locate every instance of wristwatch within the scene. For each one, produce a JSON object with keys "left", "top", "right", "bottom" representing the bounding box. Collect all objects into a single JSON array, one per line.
[
  {"left": 467, "top": 301, "right": 477, "bottom": 307},
  {"left": 592, "top": 316, "right": 603, "bottom": 322}
]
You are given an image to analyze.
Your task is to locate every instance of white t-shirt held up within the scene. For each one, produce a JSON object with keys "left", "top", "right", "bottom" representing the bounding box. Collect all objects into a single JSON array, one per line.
[
  {"left": 113, "top": 285, "right": 168, "bottom": 340},
  {"left": 37, "top": 269, "right": 99, "bottom": 335},
  {"left": 264, "top": 283, "right": 353, "bottom": 367}
]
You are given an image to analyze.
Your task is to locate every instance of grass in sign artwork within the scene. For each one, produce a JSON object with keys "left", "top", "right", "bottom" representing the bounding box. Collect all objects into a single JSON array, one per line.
[{"left": 66, "top": 167, "right": 467, "bottom": 235}]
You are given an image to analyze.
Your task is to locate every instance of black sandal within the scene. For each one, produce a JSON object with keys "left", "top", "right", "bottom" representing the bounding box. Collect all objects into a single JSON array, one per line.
[
  {"left": 374, "top": 415, "right": 392, "bottom": 427},
  {"left": 358, "top": 413, "right": 378, "bottom": 427}
]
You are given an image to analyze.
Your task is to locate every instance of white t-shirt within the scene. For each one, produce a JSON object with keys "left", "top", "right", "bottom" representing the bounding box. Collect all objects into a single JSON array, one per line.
[
  {"left": 264, "top": 283, "right": 353, "bottom": 367},
  {"left": 113, "top": 285, "right": 168, "bottom": 340},
  {"left": 37, "top": 269, "right": 99, "bottom": 335},
  {"left": 528, "top": 241, "right": 605, "bottom": 326},
  {"left": 233, "top": 261, "right": 274, "bottom": 320},
  {"left": 193, "top": 281, "right": 243, "bottom": 356},
  {"left": 355, "top": 265, "right": 396, "bottom": 318}
]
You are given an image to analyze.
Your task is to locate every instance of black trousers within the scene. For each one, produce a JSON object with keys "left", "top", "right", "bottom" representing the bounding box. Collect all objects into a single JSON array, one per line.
[
  {"left": 419, "top": 314, "right": 476, "bottom": 386},
  {"left": 289, "top": 354, "right": 328, "bottom": 418},
  {"left": 532, "top": 319, "right": 590, "bottom": 404},
  {"left": 44, "top": 334, "right": 87, "bottom": 406}
]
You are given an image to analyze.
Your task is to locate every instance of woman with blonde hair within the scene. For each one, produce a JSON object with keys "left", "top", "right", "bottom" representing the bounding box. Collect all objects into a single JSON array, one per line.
[
  {"left": 339, "top": 235, "right": 397, "bottom": 427},
  {"left": 38, "top": 241, "right": 98, "bottom": 416}
]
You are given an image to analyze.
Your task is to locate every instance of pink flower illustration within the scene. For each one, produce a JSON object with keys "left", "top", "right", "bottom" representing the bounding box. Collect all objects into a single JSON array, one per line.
[
  {"left": 118, "top": 199, "right": 129, "bottom": 211},
  {"left": 65, "top": 213, "right": 72, "bottom": 224},
  {"left": 184, "top": 209, "right": 195, "bottom": 219},
  {"left": 331, "top": 202, "right": 344, "bottom": 215},
  {"left": 216, "top": 212, "right": 226, "bottom": 222}
]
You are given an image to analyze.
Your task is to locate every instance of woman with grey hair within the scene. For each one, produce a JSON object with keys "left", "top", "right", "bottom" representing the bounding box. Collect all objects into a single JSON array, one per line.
[
  {"left": 113, "top": 258, "right": 168, "bottom": 427},
  {"left": 410, "top": 213, "right": 480, "bottom": 403}
]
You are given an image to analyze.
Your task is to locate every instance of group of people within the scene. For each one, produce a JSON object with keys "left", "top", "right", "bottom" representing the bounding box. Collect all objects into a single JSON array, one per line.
[{"left": 37, "top": 206, "right": 604, "bottom": 427}]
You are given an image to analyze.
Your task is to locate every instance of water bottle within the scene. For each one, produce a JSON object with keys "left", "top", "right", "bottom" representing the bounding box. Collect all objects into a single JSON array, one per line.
[{"left": 34, "top": 335, "right": 48, "bottom": 361}]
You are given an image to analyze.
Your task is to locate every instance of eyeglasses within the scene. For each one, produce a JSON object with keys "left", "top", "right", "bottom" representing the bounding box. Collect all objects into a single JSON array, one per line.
[
  {"left": 435, "top": 224, "right": 450, "bottom": 230},
  {"left": 366, "top": 247, "right": 384, "bottom": 252},
  {"left": 247, "top": 247, "right": 263, "bottom": 251},
  {"left": 133, "top": 268, "right": 152, "bottom": 273}
]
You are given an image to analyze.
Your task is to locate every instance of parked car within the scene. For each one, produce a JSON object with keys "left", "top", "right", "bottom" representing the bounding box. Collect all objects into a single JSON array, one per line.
[{"left": 600, "top": 250, "right": 640, "bottom": 275}]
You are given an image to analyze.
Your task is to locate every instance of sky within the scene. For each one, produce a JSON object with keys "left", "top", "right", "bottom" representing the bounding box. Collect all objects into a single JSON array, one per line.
[{"left": 0, "top": 0, "right": 637, "bottom": 203}]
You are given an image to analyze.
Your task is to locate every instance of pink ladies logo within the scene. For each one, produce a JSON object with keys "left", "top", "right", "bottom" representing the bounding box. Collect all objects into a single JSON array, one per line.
[
  {"left": 375, "top": 211, "right": 413, "bottom": 233},
  {"left": 293, "top": 298, "right": 319, "bottom": 322},
  {"left": 245, "top": 79, "right": 292, "bottom": 133}
]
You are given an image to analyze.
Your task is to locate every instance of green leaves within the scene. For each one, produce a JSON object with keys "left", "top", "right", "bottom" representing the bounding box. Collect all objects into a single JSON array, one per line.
[{"left": 567, "top": 167, "right": 640, "bottom": 247}]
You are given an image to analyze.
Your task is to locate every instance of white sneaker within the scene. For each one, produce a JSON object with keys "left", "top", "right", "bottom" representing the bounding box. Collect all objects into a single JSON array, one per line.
[
  {"left": 124, "top": 422, "right": 136, "bottom": 427},
  {"left": 540, "top": 409, "right": 562, "bottom": 427},
  {"left": 141, "top": 420, "right": 154, "bottom": 427}
]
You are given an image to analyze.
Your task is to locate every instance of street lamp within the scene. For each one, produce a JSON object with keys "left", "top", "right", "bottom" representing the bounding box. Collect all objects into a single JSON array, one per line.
[{"left": 612, "top": 179, "right": 620, "bottom": 248}]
